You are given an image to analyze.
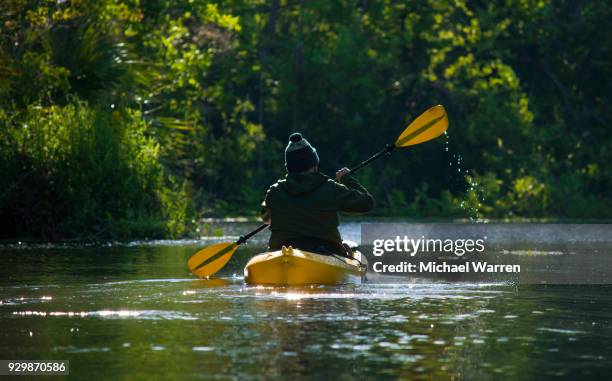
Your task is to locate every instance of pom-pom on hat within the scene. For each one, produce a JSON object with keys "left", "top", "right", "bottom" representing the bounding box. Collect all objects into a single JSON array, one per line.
[{"left": 285, "top": 132, "right": 320, "bottom": 173}]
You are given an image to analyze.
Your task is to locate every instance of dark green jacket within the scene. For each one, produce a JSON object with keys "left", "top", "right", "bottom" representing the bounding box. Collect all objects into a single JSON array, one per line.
[{"left": 261, "top": 172, "right": 374, "bottom": 250}]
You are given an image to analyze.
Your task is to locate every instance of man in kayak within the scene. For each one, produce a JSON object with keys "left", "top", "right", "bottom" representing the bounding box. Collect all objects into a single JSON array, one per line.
[{"left": 261, "top": 133, "right": 374, "bottom": 255}]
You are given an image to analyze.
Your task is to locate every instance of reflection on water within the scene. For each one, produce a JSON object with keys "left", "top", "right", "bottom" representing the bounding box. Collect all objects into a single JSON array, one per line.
[{"left": 0, "top": 239, "right": 611, "bottom": 380}]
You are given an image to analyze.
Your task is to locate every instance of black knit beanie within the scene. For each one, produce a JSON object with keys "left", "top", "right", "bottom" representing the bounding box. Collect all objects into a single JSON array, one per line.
[{"left": 285, "top": 133, "right": 320, "bottom": 173}]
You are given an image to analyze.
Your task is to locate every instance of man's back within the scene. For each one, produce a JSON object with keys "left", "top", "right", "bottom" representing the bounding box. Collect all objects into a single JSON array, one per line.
[{"left": 261, "top": 171, "right": 373, "bottom": 251}]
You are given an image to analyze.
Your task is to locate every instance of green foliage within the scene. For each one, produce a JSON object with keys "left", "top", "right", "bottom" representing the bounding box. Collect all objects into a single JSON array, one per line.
[
  {"left": 0, "top": 101, "right": 191, "bottom": 239},
  {"left": 1, "top": 0, "right": 610, "bottom": 239}
]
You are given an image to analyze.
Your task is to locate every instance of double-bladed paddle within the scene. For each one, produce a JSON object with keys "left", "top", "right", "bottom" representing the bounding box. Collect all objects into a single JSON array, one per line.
[{"left": 187, "top": 104, "right": 449, "bottom": 278}]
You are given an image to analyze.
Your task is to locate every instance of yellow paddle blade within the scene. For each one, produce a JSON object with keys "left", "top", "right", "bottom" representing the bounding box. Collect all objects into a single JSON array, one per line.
[
  {"left": 187, "top": 242, "right": 238, "bottom": 278},
  {"left": 395, "top": 105, "right": 448, "bottom": 147}
]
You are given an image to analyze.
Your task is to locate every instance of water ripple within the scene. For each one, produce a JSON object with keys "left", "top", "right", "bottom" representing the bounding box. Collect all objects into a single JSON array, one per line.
[{"left": 12, "top": 309, "right": 198, "bottom": 320}]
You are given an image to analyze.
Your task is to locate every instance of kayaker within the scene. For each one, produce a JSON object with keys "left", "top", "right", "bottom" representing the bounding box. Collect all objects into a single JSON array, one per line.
[{"left": 261, "top": 133, "right": 374, "bottom": 255}]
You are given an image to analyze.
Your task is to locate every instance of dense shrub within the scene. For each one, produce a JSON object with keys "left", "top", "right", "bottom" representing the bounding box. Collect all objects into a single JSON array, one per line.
[{"left": 0, "top": 101, "right": 191, "bottom": 239}]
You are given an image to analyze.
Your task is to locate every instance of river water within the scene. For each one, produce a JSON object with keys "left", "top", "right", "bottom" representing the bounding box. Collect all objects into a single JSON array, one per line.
[{"left": 1, "top": 222, "right": 611, "bottom": 380}]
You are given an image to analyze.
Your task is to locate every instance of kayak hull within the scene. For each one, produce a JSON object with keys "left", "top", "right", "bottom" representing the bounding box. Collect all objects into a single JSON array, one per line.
[{"left": 244, "top": 246, "right": 366, "bottom": 285}]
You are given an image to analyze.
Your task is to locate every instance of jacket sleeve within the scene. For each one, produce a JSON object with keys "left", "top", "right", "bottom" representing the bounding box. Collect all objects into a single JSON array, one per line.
[{"left": 333, "top": 175, "right": 374, "bottom": 213}]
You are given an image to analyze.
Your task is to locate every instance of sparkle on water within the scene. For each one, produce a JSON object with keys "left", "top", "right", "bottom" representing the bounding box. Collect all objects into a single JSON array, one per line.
[{"left": 1, "top": 232, "right": 611, "bottom": 380}]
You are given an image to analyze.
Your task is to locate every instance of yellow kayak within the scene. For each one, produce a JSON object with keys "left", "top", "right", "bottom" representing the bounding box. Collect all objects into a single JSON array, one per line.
[{"left": 244, "top": 246, "right": 367, "bottom": 285}]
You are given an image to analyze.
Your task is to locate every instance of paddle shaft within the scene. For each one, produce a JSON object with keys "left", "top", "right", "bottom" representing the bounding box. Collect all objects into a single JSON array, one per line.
[
  {"left": 236, "top": 223, "right": 268, "bottom": 245},
  {"left": 349, "top": 144, "right": 396, "bottom": 174}
]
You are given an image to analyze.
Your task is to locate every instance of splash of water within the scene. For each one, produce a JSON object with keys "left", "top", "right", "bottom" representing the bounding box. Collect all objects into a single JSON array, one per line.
[{"left": 444, "top": 132, "right": 485, "bottom": 222}]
